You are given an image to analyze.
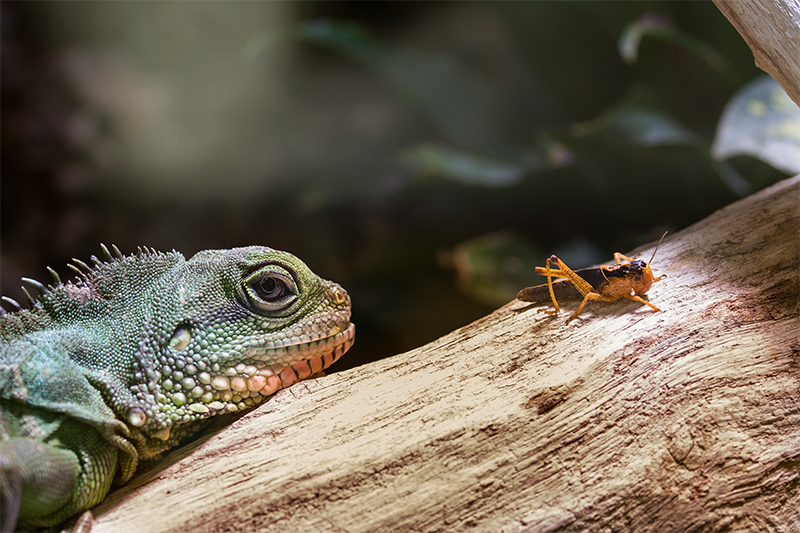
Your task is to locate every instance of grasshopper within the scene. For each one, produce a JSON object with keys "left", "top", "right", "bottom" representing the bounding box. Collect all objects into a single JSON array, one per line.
[{"left": 517, "top": 233, "right": 667, "bottom": 324}]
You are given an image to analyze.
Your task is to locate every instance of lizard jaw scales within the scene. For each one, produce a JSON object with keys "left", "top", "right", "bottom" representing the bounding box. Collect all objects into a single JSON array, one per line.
[
  {"left": 190, "top": 323, "right": 355, "bottom": 411},
  {"left": 256, "top": 322, "right": 355, "bottom": 396}
]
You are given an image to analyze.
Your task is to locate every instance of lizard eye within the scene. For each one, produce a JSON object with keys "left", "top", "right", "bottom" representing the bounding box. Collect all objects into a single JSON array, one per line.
[{"left": 244, "top": 269, "right": 297, "bottom": 312}]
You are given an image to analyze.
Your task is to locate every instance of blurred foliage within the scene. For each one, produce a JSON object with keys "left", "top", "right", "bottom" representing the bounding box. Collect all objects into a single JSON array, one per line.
[
  {"left": 570, "top": 87, "right": 701, "bottom": 148},
  {"left": 619, "top": 12, "right": 737, "bottom": 82},
  {"left": 1, "top": 1, "right": 795, "bottom": 369},
  {"left": 441, "top": 232, "right": 543, "bottom": 307},
  {"left": 712, "top": 76, "right": 800, "bottom": 175}
]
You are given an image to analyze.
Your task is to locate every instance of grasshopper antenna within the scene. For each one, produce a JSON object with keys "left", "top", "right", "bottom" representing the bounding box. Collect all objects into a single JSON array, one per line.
[{"left": 648, "top": 231, "right": 668, "bottom": 265}]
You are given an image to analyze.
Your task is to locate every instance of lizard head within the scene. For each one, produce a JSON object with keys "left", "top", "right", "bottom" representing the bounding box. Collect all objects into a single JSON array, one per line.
[{"left": 125, "top": 246, "right": 354, "bottom": 446}]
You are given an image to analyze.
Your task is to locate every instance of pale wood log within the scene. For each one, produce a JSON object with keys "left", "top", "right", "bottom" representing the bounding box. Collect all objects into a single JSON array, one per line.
[
  {"left": 91, "top": 176, "right": 800, "bottom": 533},
  {"left": 713, "top": 0, "right": 800, "bottom": 107}
]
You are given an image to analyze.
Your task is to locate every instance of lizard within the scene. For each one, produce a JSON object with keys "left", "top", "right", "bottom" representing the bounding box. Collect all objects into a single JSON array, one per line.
[{"left": 0, "top": 245, "right": 355, "bottom": 532}]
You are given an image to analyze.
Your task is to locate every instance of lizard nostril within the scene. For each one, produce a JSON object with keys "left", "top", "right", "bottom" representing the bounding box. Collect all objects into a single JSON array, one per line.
[{"left": 332, "top": 288, "right": 347, "bottom": 305}]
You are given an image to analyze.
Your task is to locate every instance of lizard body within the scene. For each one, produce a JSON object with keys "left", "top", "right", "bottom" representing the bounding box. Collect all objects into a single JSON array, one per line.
[{"left": 0, "top": 246, "right": 354, "bottom": 531}]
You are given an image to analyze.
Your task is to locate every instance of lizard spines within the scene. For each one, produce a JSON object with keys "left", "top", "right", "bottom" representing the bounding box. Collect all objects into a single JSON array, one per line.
[
  {"left": 1, "top": 246, "right": 177, "bottom": 319},
  {"left": 20, "top": 286, "right": 37, "bottom": 307},
  {"left": 1, "top": 296, "right": 23, "bottom": 311},
  {"left": 67, "top": 263, "right": 89, "bottom": 282},
  {"left": 1, "top": 278, "right": 50, "bottom": 319},
  {"left": 135, "top": 246, "right": 161, "bottom": 258},
  {"left": 100, "top": 244, "right": 114, "bottom": 262},
  {"left": 21, "top": 277, "right": 47, "bottom": 294},
  {"left": 71, "top": 258, "right": 93, "bottom": 274},
  {"left": 47, "top": 267, "right": 62, "bottom": 285}
]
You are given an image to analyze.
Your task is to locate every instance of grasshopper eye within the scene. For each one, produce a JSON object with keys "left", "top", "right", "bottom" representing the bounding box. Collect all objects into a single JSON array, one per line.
[{"left": 244, "top": 270, "right": 297, "bottom": 311}]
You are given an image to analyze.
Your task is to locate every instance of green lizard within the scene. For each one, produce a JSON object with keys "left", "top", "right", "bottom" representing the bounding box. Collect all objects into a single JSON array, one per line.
[{"left": 0, "top": 245, "right": 354, "bottom": 532}]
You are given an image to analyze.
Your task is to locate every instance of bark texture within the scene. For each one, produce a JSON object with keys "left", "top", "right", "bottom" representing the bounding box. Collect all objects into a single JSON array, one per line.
[
  {"left": 92, "top": 177, "right": 800, "bottom": 533},
  {"left": 713, "top": 0, "right": 800, "bottom": 107}
]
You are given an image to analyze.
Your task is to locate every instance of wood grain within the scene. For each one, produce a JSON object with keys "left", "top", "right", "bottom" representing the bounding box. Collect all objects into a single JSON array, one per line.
[
  {"left": 713, "top": 0, "right": 800, "bottom": 107},
  {"left": 91, "top": 176, "right": 800, "bottom": 533}
]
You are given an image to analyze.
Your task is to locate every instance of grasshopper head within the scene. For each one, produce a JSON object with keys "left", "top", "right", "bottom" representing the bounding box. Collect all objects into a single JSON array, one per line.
[{"left": 633, "top": 232, "right": 667, "bottom": 294}]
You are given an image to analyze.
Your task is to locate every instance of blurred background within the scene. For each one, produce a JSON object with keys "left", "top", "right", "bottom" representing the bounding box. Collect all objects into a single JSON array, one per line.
[{"left": 2, "top": 2, "right": 797, "bottom": 370}]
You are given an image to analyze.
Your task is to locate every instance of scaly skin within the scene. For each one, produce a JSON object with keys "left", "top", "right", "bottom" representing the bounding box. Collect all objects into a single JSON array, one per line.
[{"left": 0, "top": 246, "right": 354, "bottom": 531}]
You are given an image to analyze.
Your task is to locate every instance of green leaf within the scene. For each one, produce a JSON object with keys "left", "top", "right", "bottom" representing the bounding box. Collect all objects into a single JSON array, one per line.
[
  {"left": 711, "top": 76, "right": 800, "bottom": 175},
  {"left": 619, "top": 14, "right": 736, "bottom": 82},
  {"left": 445, "top": 232, "right": 543, "bottom": 306},
  {"left": 402, "top": 137, "right": 572, "bottom": 188},
  {"left": 572, "top": 88, "right": 698, "bottom": 147},
  {"left": 402, "top": 144, "right": 523, "bottom": 187}
]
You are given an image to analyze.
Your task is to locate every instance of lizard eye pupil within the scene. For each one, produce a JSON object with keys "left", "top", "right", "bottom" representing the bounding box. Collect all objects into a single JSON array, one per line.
[{"left": 255, "top": 276, "right": 286, "bottom": 301}]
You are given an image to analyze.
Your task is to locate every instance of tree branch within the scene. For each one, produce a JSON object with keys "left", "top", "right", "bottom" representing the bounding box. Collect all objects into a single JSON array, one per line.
[
  {"left": 92, "top": 176, "right": 800, "bottom": 533},
  {"left": 713, "top": 0, "right": 800, "bottom": 107}
]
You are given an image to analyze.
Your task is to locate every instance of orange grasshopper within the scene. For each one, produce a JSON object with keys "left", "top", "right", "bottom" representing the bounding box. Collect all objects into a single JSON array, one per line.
[{"left": 517, "top": 233, "right": 667, "bottom": 324}]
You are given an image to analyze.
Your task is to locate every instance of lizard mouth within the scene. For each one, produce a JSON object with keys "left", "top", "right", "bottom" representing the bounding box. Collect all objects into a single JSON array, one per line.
[
  {"left": 252, "top": 322, "right": 356, "bottom": 396},
  {"left": 206, "top": 323, "right": 355, "bottom": 399}
]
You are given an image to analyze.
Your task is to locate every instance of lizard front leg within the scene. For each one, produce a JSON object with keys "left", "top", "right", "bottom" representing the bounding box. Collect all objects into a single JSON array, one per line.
[
  {"left": 0, "top": 439, "right": 81, "bottom": 532},
  {"left": 1, "top": 416, "right": 123, "bottom": 533}
]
